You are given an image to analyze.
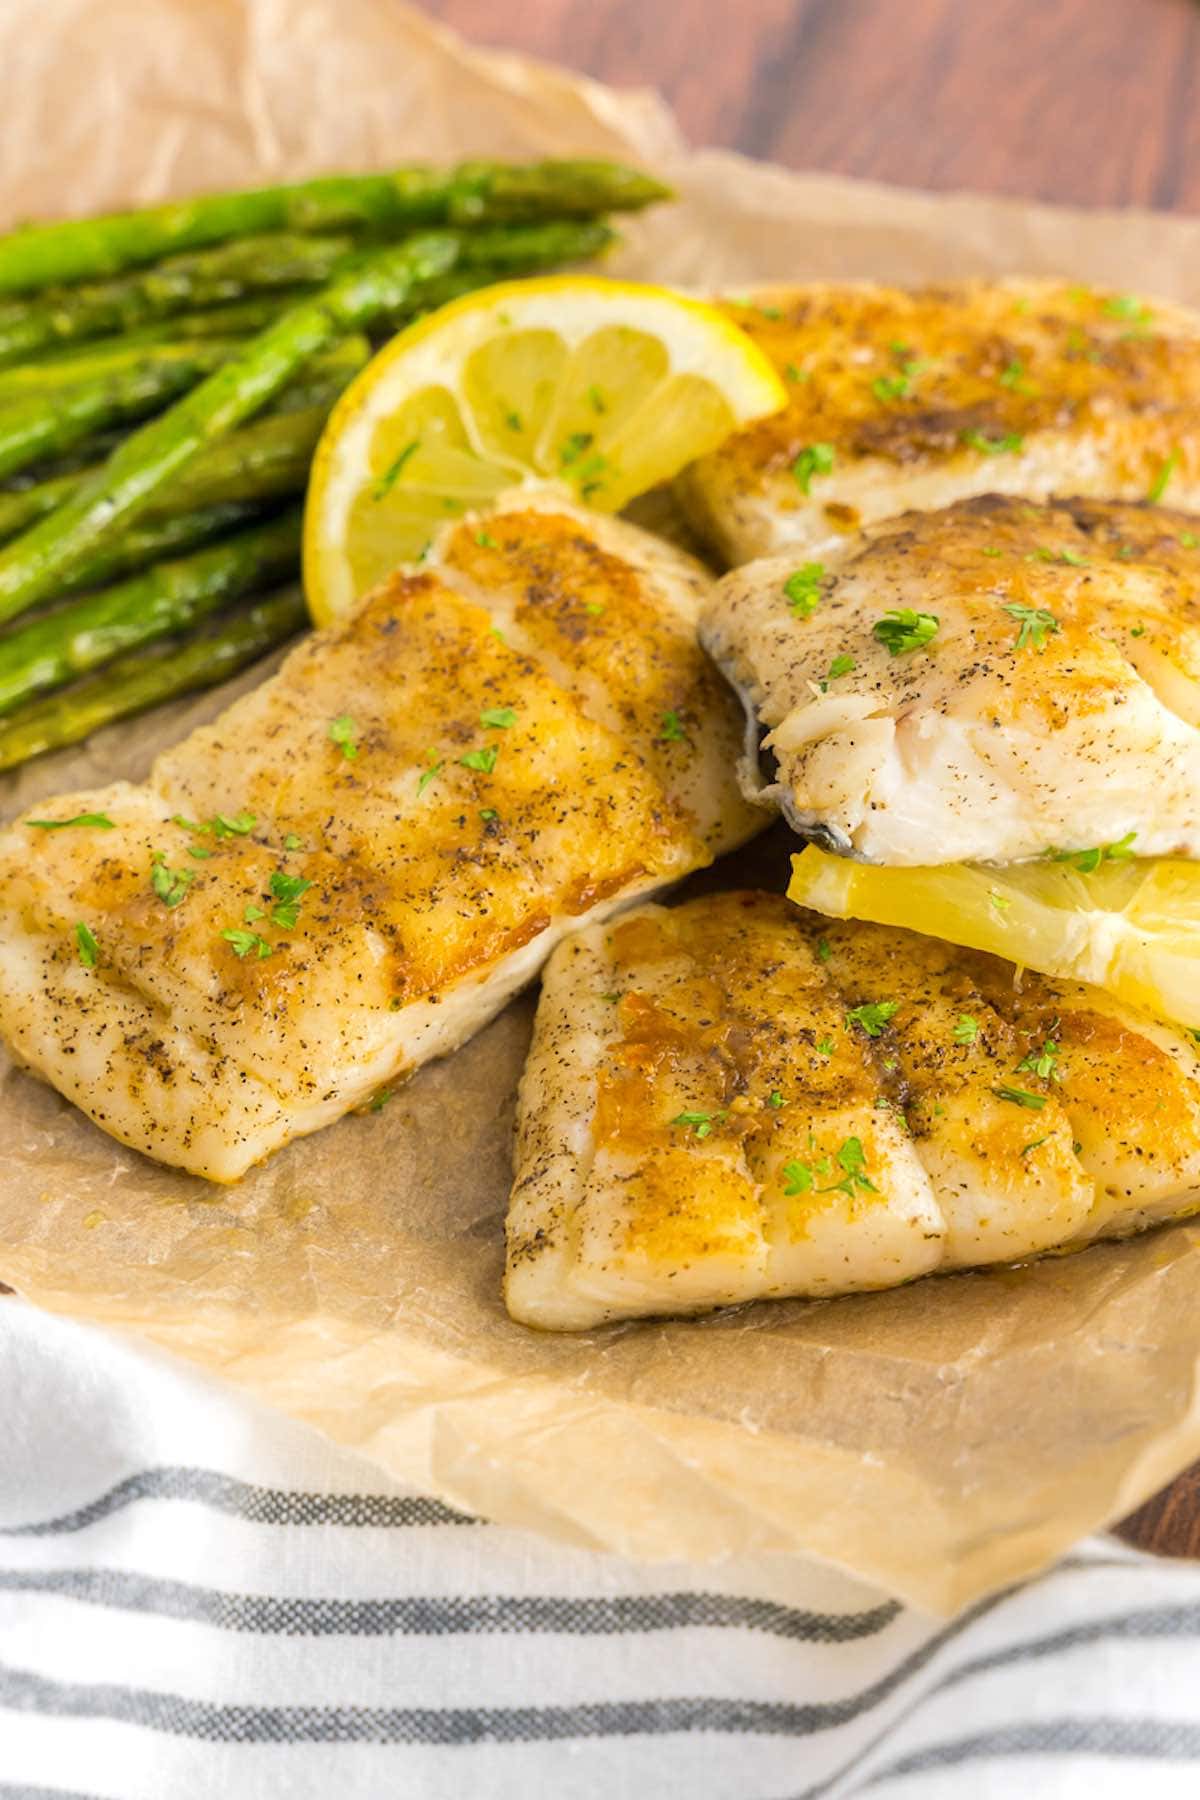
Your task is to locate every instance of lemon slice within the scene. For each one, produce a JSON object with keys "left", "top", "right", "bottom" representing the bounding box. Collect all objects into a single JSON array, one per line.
[
  {"left": 302, "top": 274, "right": 786, "bottom": 624},
  {"left": 788, "top": 845, "right": 1200, "bottom": 1029}
]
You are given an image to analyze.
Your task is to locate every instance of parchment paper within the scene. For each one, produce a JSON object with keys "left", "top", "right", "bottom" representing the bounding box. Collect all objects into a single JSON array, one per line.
[{"left": 4, "top": 0, "right": 1200, "bottom": 1616}]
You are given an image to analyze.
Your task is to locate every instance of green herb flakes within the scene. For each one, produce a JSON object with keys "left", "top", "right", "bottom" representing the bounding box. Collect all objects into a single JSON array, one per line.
[
  {"left": 670, "top": 1109, "right": 726, "bottom": 1139},
  {"left": 953, "top": 1014, "right": 978, "bottom": 1045},
  {"left": 873, "top": 609, "right": 939, "bottom": 655},
  {"left": 962, "top": 430, "right": 1024, "bottom": 456},
  {"left": 459, "top": 745, "right": 499, "bottom": 774},
  {"left": 28, "top": 812, "right": 114, "bottom": 831},
  {"left": 1003, "top": 602, "right": 1059, "bottom": 651},
  {"left": 792, "top": 441, "right": 835, "bottom": 493},
  {"left": 328, "top": 714, "right": 360, "bottom": 760},
  {"left": 222, "top": 927, "right": 273, "bottom": 959},
  {"left": 846, "top": 1000, "right": 899, "bottom": 1037},
  {"left": 784, "top": 562, "right": 825, "bottom": 618},
  {"left": 74, "top": 921, "right": 99, "bottom": 968},
  {"left": 993, "top": 1084, "right": 1047, "bottom": 1110},
  {"left": 150, "top": 859, "right": 193, "bottom": 909},
  {"left": 372, "top": 439, "right": 419, "bottom": 499},
  {"left": 480, "top": 706, "right": 516, "bottom": 730}
]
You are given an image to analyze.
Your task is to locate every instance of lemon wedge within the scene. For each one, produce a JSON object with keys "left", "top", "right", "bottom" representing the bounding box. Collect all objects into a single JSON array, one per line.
[
  {"left": 787, "top": 844, "right": 1200, "bottom": 1029},
  {"left": 302, "top": 274, "right": 786, "bottom": 624}
]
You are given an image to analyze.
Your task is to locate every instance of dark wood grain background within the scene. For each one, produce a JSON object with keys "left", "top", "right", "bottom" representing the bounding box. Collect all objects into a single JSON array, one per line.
[{"left": 420, "top": 0, "right": 1200, "bottom": 1558}]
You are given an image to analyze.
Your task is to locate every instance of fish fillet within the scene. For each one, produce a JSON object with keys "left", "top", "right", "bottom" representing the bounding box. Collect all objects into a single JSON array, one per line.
[
  {"left": 676, "top": 279, "right": 1200, "bottom": 566},
  {"left": 505, "top": 891, "right": 1200, "bottom": 1330},
  {"left": 702, "top": 493, "right": 1200, "bottom": 865},
  {"left": 0, "top": 490, "right": 761, "bottom": 1181}
]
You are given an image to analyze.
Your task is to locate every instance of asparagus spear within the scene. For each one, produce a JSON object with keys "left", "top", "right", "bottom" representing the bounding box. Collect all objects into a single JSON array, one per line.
[
  {"left": 53, "top": 500, "right": 273, "bottom": 601},
  {"left": 19, "top": 293, "right": 314, "bottom": 366},
  {"left": 0, "top": 404, "right": 331, "bottom": 546},
  {"left": 0, "top": 233, "right": 364, "bottom": 369},
  {"left": 0, "top": 510, "right": 302, "bottom": 714},
  {"left": 0, "top": 233, "right": 458, "bottom": 624},
  {"left": 0, "top": 340, "right": 242, "bottom": 484},
  {"left": 0, "top": 587, "right": 306, "bottom": 770},
  {"left": 0, "top": 162, "right": 667, "bottom": 294},
  {"left": 0, "top": 330, "right": 366, "bottom": 403}
]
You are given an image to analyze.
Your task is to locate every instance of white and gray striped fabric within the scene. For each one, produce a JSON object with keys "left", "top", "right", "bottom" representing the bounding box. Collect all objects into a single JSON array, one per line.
[{"left": 4, "top": 1300, "right": 1200, "bottom": 1799}]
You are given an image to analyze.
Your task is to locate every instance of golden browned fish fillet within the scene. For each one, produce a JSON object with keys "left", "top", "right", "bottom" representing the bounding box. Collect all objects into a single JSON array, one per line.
[
  {"left": 505, "top": 891, "right": 1200, "bottom": 1330},
  {"left": 702, "top": 494, "right": 1200, "bottom": 865},
  {"left": 676, "top": 280, "right": 1200, "bottom": 566},
  {"left": 0, "top": 492, "right": 761, "bottom": 1181}
]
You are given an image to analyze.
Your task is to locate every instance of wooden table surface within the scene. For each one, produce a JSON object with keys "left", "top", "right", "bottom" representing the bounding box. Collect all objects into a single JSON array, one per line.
[{"left": 421, "top": 0, "right": 1200, "bottom": 1559}]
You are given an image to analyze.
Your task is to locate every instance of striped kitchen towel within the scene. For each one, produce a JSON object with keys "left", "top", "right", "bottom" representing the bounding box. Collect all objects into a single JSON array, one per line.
[{"left": 3, "top": 1299, "right": 1200, "bottom": 1800}]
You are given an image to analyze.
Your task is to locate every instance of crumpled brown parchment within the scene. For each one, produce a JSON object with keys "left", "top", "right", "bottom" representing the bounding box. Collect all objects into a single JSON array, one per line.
[{"left": 4, "top": 0, "right": 1200, "bottom": 1616}]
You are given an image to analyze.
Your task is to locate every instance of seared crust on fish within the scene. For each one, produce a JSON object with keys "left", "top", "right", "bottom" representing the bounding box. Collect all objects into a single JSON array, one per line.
[
  {"left": 0, "top": 492, "right": 761, "bottom": 1181},
  {"left": 676, "top": 280, "right": 1200, "bottom": 566},
  {"left": 702, "top": 493, "right": 1200, "bottom": 866},
  {"left": 505, "top": 891, "right": 1200, "bottom": 1330}
]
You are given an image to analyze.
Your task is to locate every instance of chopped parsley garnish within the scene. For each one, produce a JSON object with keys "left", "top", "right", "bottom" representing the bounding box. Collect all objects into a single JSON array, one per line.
[
  {"left": 963, "top": 430, "right": 1024, "bottom": 456},
  {"left": 150, "top": 857, "right": 193, "bottom": 909},
  {"left": 1058, "top": 548, "right": 1088, "bottom": 566},
  {"left": 1004, "top": 602, "right": 1059, "bottom": 651},
  {"left": 243, "top": 903, "right": 265, "bottom": 923},
  {"left": 28, "top": 812, "right": 114, "bottom": 831},
  {"left": 268, "top": 869, "right": 312, "bottom": 930},
  {"left": 998, "top": 358, "right": 1033, "bottom": 392},
  {"left": 784, "top": 562, "right": 825, "bottom": 617},
  {"left": 416, "top": 755, "right": 443, "bottom": 795},
  {"left": 74, "top": 921, "right": 99, "bottom": 968},
  {"left": 187, "top": 846, "right": 212, "bottom": 860},
  {"left": 670, "top": 1109, "right": 727, "bottom": 1139},
  {"left": 953, "top": 1014, "right": 978, "bottom": 1044},
  {"left": 819, "top": 653, "right": 855, "bottom": 690},
  {"left": 784, "top": 1137, "right": 877, "bottom": 1195},
  {"left": 659, "top": 710, "right": 687, "bottom": 743},
  {"left": 222, "top": 927, "right": 273, "bottom": 959},
  {"left": 1181, "top": 532, "right": 1199, "bottom": 549},
  {"left": 872, "top": 372, "right": 912, "bottom": 403},
  {"left": 370, "top": 1088, "right": 393, "bottom": 1113},
  {"left": 1017, "top": 1036, "right": 1062, "bottom": 1082},
  {"left": 372, "top": 439, "right": 419, "bottom": 499},
  {"left": 328, "top": 714, "right": 360, "bottom": 760},
  {"left": 559, "top": 430, "right": 594, "bottom": 469},
  {"left": 587, "top": 384, "right": 607, "bottom": 414},
  {"left": 284, "top": 833, "right": 303, "bottom": 851},
  {"left": 816, "top": 937, "right": 831, "bottom": 961},
  {"left": 459, "top": 745, "right": 499, "bottom": 773},
  {"left": 783, "top": 1159, "right": 816, "bottom": 1195},
  {"left": 1148, "top": 450, "right": 1179, "bottom": 504},
  {"left": 846, "top": 999, "right": 899, "bottom": 1037},
  {"left": 982, "top": 546, "right": 1005, "bottom": 558},
  {"left": 993, "top": 1084, "right": 1047, "bottom": 1110},
  {"left": 815, "top": 1037, "right": 835, "bottom": 1056},
  {"left": 585, "top": 601, "right": 606, "bottom": 616},
  {"left": 210, "top": 812, "right": 256, "bottom": 838},
  {"left": 792, "top": 441, "right": 835, "bottom": 493},
  {"left": 758, "top": 304, "right": 782, "bottom": 320},
  {"left": 1021, "top": 1137, "right": 1050, "bottom": 1157},
  {"left": 1049, "top": 831, "right": 1136, "bottom": 872},
  {"left": 988, "top": 889, "right": 1012, "bottom": 916},
  {"left": 784, "top": 362, "right": 809, "bottom": 383},
  {"left": 479, "top": 808, "right": 499, "bottom": 823},
  {"left": 768, "top": 1090, "right": 786, "bottom": 1108},
  {"left": 873, "top": 609, "right": 939, "bottom": 655},
  {"left": 475, "top": 530, "right": 498, "bottom": 549},
  {"left": 480, "top": 706, "right": 516, "bottom": 729},
  {"left": 1104, "top": 293, "right": 1153, "bottom": 326},
  {"left": 504, "top": 409, "right": 523, "bottom": 432}
]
